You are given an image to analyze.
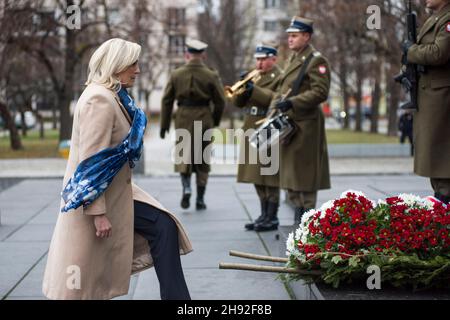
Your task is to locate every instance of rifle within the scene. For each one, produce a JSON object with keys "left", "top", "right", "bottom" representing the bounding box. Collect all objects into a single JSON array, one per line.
[{"left": 394, "top": 0, "right": 419, "bottom": 110}]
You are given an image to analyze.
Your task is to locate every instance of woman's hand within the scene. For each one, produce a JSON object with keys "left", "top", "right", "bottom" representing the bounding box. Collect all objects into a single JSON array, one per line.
[{"left": 94, "top": 214, "right": 112, "bottom": 238}]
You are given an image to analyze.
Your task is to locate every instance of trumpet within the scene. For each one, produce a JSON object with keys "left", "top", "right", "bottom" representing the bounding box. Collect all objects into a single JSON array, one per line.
[{"left": 224, "top": 69, "right": 261, "bottom": 98}]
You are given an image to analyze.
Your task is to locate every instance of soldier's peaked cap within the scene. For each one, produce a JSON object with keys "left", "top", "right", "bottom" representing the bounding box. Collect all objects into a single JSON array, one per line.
[
  {"left": 254, "top": 43, "right": 278, "bottom": 58},
  {"left": 186, "top": 39, "right": 208, "bottom": 53},
  {"left": 286, "top": 16, "right": 314, "bottom": 33}
]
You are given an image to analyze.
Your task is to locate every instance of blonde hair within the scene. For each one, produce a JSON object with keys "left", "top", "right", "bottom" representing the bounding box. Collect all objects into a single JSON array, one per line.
[{"left": 86, "top": 38, "right": 141, "bottom": 90}]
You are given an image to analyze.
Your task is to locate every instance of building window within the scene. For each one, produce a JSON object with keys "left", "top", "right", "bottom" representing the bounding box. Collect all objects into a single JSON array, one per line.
[
  {"left": 167, "top": 7, "right": 186, "bottom": 30},
  {"left": 264, "top": 0, "right": 277, "bottom": 8},
  {"left": 264, "top": 20, "right": 279, "bottom": 32},
  {"left": 168, "top": 35, "right": 185, "bottom": 55},
  {"left": 264, "top": 0, "right": 287, "bottom": 9}
]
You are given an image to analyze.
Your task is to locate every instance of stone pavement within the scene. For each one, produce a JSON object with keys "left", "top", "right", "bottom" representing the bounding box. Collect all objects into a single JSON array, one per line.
[{"left": 0, "top": 174, "right": 433, "bottom": 300}]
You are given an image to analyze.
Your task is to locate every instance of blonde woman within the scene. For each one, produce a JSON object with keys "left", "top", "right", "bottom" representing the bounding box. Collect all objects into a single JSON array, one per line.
[{"left": 42, "top": 38, "right": 192, "bottom": 300}]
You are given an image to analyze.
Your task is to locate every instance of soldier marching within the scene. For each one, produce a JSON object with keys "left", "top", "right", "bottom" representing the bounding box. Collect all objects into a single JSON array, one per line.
[{"left": 160, "top": 39, "right": 225, "bottom": 210}]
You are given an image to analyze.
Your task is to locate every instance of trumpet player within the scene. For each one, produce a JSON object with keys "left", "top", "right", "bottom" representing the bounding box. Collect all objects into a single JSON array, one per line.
[{"left": 230, "top": 43, "right": 282, "bottom": 232}]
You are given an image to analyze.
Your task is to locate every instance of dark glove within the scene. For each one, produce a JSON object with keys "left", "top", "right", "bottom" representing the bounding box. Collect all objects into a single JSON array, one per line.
[
  {"left": 239, "top": 70, "right": 249, "bottom": 80},
  {"left": 402, "top": 40, "right": 414, "bottom": 55},
  {"left": 160, "top": 127, "right": 169, "bottom": 139},
  {"left": 242, "top": 79, "right": 254, "bottom": 97},
  {"left": 275, "top": 99, "right": 293, "bottom": 113}
]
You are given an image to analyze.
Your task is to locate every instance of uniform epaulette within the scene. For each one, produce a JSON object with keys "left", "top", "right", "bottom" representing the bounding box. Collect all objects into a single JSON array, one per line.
[{"left": 209, "top": 67, "right": 220, "bottom": 76}]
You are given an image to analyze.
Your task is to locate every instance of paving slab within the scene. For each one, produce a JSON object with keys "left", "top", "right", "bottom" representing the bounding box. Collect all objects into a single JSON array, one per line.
[
  {"left": 5, "top": 224, "right": 55, "bottom": 242},
  {"left": 133, "top": 267, "right": 290, "bottom": 300},
  {"left": 4, "top": 254, "right": 47, "bottom": 298},
  {"left": 0, "top": 174, "right": 438, "bottom": 300},
  {"left": 0, "top": 241, "right": 48, "bottom": 298}
]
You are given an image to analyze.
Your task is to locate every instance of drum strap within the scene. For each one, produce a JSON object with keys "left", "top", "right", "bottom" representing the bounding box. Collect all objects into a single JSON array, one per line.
[
  {"left": 279, "top": 52, "right": 314, "bottom": 146},
  {"left": 286, "top": 52, "right": 314, "bottom": 99}
]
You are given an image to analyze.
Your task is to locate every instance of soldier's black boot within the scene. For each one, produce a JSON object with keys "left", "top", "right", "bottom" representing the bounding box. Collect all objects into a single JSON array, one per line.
[
  {"left": 293, "top": 207, "right": 305, "bottom": 226},
  {"left": 254, "top": 202, "right": 279, "bottom": 232},
  {"left": 444, "top": 196, "right": 450, "bottom": 205},
  {"left": 196, "top": 186, "right": 207, "bottom": 210},
  {"left": 435, "top": 192, "right": 450, "bottom": 205},
  {"left": 245, "top": 199, "right": 267, "bottom": 231},
  {"left": 180, "top": 174, "right": 191, "bottom": 209}
]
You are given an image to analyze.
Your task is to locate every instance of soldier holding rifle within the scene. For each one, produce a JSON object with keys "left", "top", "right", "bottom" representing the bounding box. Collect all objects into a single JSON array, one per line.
[{"left": 403, "top": 0, "right": 450, "bottom": 204}]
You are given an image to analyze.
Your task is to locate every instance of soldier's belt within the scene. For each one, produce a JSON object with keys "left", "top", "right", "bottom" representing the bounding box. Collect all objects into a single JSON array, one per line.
[
  {"left": 244, "top": 106, "right": 267, "bottom": 116},
  {"left": 177, "top": 100, "right": 210, "bottom": 107}
]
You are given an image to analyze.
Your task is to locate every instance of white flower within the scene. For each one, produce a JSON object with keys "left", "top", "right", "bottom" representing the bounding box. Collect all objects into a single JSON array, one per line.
[
  {"left": 313, "top": 219, "right": 320, "bottom": 229},
  {"left": 378, "top": 199, "right": 387, "bottom": 205},
  {"left": 295, "top": 253, "right": 307, "bottom": 263},
  {"left": 295, "top": 227, "right": 303, "bottom": 241},
  {"left": 340, "top": 189, "right": 366, "bottom": 198},
  {"left": 319, "top": 200, "right": 335, "bottom": 212},
  {"left": 397, "top": 193, "right": 434, "bottom": 210},
  {"left": 301, "top": 233, "right": 308, "bottom": 245},
  {"left": 301, "top": 208, "right": 317, "bottom": 227},
  {"left": 398, "top": 193, "right": 421, "bottom": 206},
  {"left": 286, "top": 232, "right": 295, "bottom": 255},
  {"left": 422, "top": 198, "right": 434, "bottom": 210}
]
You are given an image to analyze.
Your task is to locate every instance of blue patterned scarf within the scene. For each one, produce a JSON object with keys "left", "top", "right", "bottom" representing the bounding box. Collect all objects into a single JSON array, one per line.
[{"left": 60, "top": 87, "right": 147, "bottom": 213}]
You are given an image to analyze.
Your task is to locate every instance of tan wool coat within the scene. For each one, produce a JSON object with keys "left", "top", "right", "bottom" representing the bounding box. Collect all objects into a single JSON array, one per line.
[{"left": 42, "top": 83, "right": 192, "bottom": 300}]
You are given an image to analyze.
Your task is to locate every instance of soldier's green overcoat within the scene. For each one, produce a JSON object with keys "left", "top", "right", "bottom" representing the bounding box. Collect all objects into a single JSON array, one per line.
[
  {"left": 408, "top": 4, "right": 450, "bottom": 178},
  {"left": 270, "top": 44, "right": 331, "bottom": 192},
  {"left": 232, "top": 66, "right": 282, "bottom": 186},
  {"left": 161, "top": 59, "right": 225, "bottom": 174}
]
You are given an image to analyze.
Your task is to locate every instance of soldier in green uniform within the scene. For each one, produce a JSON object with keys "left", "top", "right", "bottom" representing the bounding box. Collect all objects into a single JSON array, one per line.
[
  {"left": 405, "top": 0, "right": 450, "bottom": 204},
  {"left": 270, "top": 17, "right": 331, "bottom": 225},
  {"left": 231, "top": 43, "right": 282, "bottom": 232},
  {"left": 160, "top": 39, "right": 225, "bottom": 210}
]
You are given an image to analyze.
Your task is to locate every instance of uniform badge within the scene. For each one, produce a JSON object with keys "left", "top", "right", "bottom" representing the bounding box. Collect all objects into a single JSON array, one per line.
[
  {"left": 447, "top": 22, "right": 450, "bottom": 33},
  {"left": 319, "top": 65, "right": 327, "bottom": 74}
]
